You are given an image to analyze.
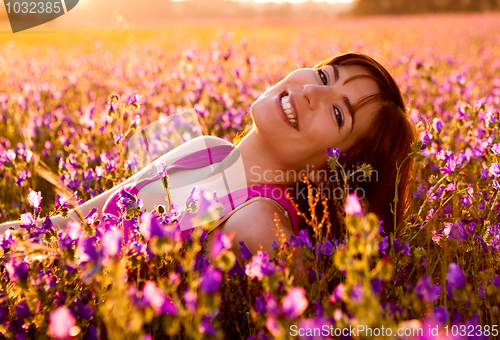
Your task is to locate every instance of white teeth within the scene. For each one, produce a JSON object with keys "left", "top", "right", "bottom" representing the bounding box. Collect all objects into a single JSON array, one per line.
[{"left": 280, "top": 94, "right": 297, "bottom": 128}]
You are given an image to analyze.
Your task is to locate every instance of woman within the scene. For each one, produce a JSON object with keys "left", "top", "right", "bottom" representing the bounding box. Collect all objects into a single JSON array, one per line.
[{"left": 1, "top": 52, "right": 416, "bottom": 260}]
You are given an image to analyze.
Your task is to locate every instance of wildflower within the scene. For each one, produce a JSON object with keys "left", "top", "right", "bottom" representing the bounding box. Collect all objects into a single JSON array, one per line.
[
  {"left": 19, "top": 212, "right": 35, "bottom": 229},
  {"left": 102, "top": 229, "right": 122, "bottom": 258},
  {"left": 211, "top": 230, "right": 231, "bottom": 257},
  {"left": 200, "top": 267, "right": 222, "bottom": 294},
  {"left": 255, "top": 296, "right": 266, "bottom": 313},
  {"left": 142, "top": 281, "right": 177, "bottom": 315},
  {"left": 317, "top": 238, "right": 334, "bottom": 257},
  {"left": 183, "top": 290, "right": 197, "bottom": 313},
  {"left": 351, "top": 284, "right": 364, "bottom": 302},
  {"left": 40, "top": 216, "right": 54, "bottom": 232},
  {"left": 330, "top": 283, "right": 345, "bottom": 303},
  {"left": 489, "top": 163, "right": 500, "bottom": 177},
  {"left": 199, "top": 315, "right": 216, "bottom": 336},
  {"left": 27, "top": 189, "right": 42, "bottom": 211},
  {"left": 446, "top": 263, "right": 466, "bottom": 289},
  {"left": 492, "top": 275, "right": 500, "bottom": 287},
  {"left": 281, "top": 287, "right": 308, "bottom": 318},
  {"left": 296, "top": 229, "right": 312, "bottom": 248},
  {"left": 415, "top": 274, "right": 441, "bottom": 303},
  {"left": 128, "top": 90, "right": 142, "bottom": 106},
  {"left": 47, "top": 306, "right": 77, "bottom": 340},
  {"left": 345, "top": 193, "right": 363, "bottom": 216},
  {"left": 327, "top": 147, "right": 340, "bottom": 158},
  {"left": 394, "top": 238, "right": 410, "bottom": 255},
  {"left": 15, "top": 300, "right": 32, "bottom": 319},
  {"left": 460, "top": 195, "right": 472, "bottom": 207},
  {"left": 432, "top": 306, "right": 449, "bottom": 325},
  {"left": 379, "top": 236, "right": 389, "bottom": 254},
  {"left": 55, "top": 193, "right": 72, "bottom": 210},
  {"left": 77, "top": 237, "right": 100, "bottom": 264},
  {"left": 266, "top": 316, "right": 280, "bottom": 337},
  {"left": 5, "top": 258, "right": 29, "bottom": 281},
  {"left": 492, "top": 144, "right": 500, "bottom": 155},
  {"left": 245, "top": 251, "right": 276, "bottom": 280},
  {"left": 432, "top": 118, "right": 444, "bottom": 133},
  {"left": 67, "top": 221, "right": 82, "bottom": 241},
  {"left": 239, "top": 241, "right": 252, "bottom": 260},
  {"left": 371, "top": 277, "right": 383, "bottom": 294},
  {"left": 139, "top": 212, "right": 166, "bottom": 240},
  {"left": 194, "top": 253, "right": 209, "bottom": 272}
]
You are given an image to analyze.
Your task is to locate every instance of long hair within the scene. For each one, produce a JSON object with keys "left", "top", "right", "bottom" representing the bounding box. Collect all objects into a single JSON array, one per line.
[
  {"left": 310, "top": 52, "right": 417, "bottom": 235},
  {"left": 235, "top": 52, "right": 417, "bottom": 236}
]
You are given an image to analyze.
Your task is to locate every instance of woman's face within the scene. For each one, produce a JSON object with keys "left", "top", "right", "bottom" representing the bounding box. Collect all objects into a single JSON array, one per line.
[{"left": 250, "top": 64, "right": 380, "bottom": 170}]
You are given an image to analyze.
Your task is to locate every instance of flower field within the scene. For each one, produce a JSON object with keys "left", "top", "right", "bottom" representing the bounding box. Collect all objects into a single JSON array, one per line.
[{"left": 1, "top": 13, "right": 500, "bottom": 339}]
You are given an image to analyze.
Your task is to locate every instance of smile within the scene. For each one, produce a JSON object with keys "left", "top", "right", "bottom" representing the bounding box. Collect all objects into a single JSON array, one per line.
[{"left": 277, "top": 91, "right": 298, "bottom": 130}]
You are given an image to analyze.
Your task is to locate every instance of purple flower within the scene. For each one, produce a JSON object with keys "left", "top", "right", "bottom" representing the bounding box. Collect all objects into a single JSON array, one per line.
[
  {"left": 492, "top": 275, "right": 500, "bottom": 287},
  {"left": 128, "top": 90, "right": 142, "bottom": 105},
  {"left": 255, "top": 296, "right": 266, "bottom": 314},
  {"left": 447, "top": 263, "right": 466, "bottom": 289},
  {"left": 27, "top": 189, "right": 42, "bottom": 211},
  {"left": 211, "top": 230, "right": 231, "bottom": 257},
  {"left": 320, "top": 238, "right": 334, "bottom": 256},
  {"left": 102, "top": 229, "right": 122, "bottom": 258},
  {"left": 379, "top": 236, "right": 389, "bottom": 254},
  {"left": 327, "top": 147, "right": 340, "bottom": 158},
  {"left": 345, "top": 193, "right": 363, "bottom": 216},
  {"left": 48, "top": 306, "right": 77, "bottom": 340},
  {"left": 245, "top": 251, "right": 276, "bottom": 280},
  {"left": 139, "top": 213, "right": 166, "bottom": 240},
  {"left": 77, "top": 237, "right": 100, "bottom": 264},
  {"left": 432, "top": 306, "right": 449, "bottom": 325},
  {"left": 281, "top": 287, "right": 308, "bottom": 318},
  {"left": 40, "top": 216, "right": 54, "bottom": 231},
  {"left": 55, "top": 193, "right": 72, "bottom": 209},
  {"left": 194, "top": 253, "right": 209, "bottom": 272},
  {"left": 296, "top": 229, "right": 312, "bottom": 248},
  {"left": 143, "top": 281, "right": 177, "bottom": 315},
  {"left": 239, "top": 241, "right": 252, "bottom": 260},
  {"left": 415, "top": 274, "right": 441, "bottom": 303},
  {"left": 15, "top": 300, "right": 31, "bottom": 319},
  {"left": 432, "top": 118, "right": 444, "bottom": 133},
  {"left": 489, "top": 163, "right": 500, "bottom": 177},
  {"left": 199, "top": 315, "right": 216, "bottom": 336},
  {"left": 351, "top": 284, "right": 364, "bottom": 302},
  {"left": 5, "top": 258, "right": 29, "bottom": 281},
  {"left": 19, "top": 212, "right": 35, "bottom": 229},
  {"left": 371, "top": 277, "right": 383, "bottom": 294},
  {"left": 460, "top": 195, "right": 472, "bottom": 207},
  {"left": 183, "top": 290, "right": 197, "bottom": 313},
  {"left": 491, "top": 144, "right": 500, "bottom": 155},
  {"left": 67, "top": 221, "right": 82, "bottom": 241},
  {"left": 299, "top": 317, "right": 330, "bottom": 340},
  {"left": 200, "top": 267, "right": 222, "bottom": 294}
]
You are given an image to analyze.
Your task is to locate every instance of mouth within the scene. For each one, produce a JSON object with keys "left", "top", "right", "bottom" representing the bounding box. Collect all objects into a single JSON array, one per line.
[{"left": 276, "top": 90, "right": 299, "bottom": 130}]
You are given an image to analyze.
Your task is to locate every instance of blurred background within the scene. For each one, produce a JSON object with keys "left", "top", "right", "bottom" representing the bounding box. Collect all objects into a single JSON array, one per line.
[{"left": 1, "top": 0, "right": 499, "bottom": 30}]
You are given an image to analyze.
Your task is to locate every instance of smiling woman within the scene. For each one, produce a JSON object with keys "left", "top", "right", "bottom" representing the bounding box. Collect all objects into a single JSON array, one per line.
[{"left": 1, "top": 52, "right": 416, "bottom": 265}]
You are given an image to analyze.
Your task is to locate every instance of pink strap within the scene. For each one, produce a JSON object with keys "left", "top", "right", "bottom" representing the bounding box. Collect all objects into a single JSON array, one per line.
[{"left": 103, "top": 144, "right": 299, "bottom": 236}]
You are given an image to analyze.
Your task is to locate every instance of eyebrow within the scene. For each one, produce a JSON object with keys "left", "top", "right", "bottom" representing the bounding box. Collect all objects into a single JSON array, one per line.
[{"left": 329, "top": 64, "right": 356, "bottom": 132}]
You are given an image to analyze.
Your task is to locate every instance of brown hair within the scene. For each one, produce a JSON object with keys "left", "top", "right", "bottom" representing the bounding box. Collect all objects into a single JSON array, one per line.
[
  {"left": 235, "top": 52, "right": 417, "bottom": 236},
  {"left": 312, "top": 52, "right": 417, "bottom": 235}
]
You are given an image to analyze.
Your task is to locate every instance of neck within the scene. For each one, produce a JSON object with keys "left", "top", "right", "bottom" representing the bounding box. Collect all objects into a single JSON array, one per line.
[{"left": 235, "top": 127, "right": 295, "bottom": 187}]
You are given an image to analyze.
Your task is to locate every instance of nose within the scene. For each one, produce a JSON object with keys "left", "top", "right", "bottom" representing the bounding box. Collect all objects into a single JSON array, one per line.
[{"left": 301, "top": 84, "right": 324, "bottom": 110}]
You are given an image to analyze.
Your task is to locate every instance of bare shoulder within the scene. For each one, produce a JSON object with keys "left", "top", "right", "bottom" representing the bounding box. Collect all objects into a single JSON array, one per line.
[{"left": 219, "top": 199, "right": 294, "bottom": 255}]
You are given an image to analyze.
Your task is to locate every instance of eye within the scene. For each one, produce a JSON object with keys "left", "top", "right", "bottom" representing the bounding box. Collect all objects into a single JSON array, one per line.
[
  {"left": 317, "top": 69, "right": 328, "bottom": 85},
  {"left": 334, "top": 106, "right": 343, "bottom": 128}
]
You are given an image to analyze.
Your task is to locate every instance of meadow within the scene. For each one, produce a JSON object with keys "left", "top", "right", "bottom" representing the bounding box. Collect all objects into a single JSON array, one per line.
[{"left": 1, "top": 13, "right": 500, "bottom": 339}]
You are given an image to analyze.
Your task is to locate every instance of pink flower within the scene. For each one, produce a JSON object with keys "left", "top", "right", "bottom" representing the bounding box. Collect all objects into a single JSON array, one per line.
[
  {"left": 245, "top": 251, "right": 275, "bottom": 280},
  {"left": 47, "top": 306, "right": 76, "bottom": 340},
  {"left": 281, "top": 287, "right": 308, "bottom": 318},
  {"left": 27, "top": 189, "right": 42, "bottom": 211},
  {"left": 143, "top": 281, "right": 177, "bottom": 315},
  {"left": 345, "top": 193, "right": 363, "bottom": 217}
]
